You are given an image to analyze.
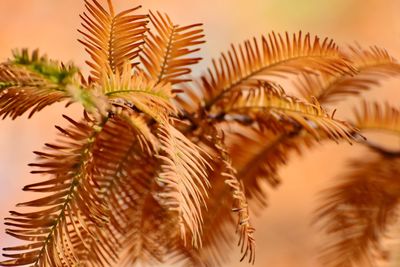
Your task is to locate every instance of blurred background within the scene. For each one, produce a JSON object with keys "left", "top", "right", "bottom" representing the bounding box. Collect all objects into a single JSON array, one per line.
[{"left": 0, "top": 0, "right": 400, "bottom": 266}]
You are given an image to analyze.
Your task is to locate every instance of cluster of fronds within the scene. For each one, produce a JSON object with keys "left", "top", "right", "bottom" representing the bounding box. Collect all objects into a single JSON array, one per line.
[{"left": 1, "top": 0, "right": 400, "bottom": 266}]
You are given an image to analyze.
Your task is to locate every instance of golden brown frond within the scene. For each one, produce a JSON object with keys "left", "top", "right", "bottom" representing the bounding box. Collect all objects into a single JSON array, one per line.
[
  {"left": 139, "top": 11, "right": 205, "bottom": 91},
  {"left": 79, "top": 0, "right": 148, "bottom": 81},
  {"left": 101, "top": 63, "right": 176, "bottom": 123},
  {"left": 296, "top": 46, "right": 400, "bottom": 104},
  {"left": 71, "top": 117, "right": 156, "bottom": 267},
  {"left": 353, "top": 101, "right": 400, "bottom": 135},
  {"left": 200, "top": 31, "right": 354, "bottom": 110},
  {"left": 210, "top": 129, "right": 256, "bottom": 264},
  {"left": 222, "top": 160, "right": 256, "bottom": 264},
  {"left": 157, "top": 123, "right": 211, "bottom": 248},
  {"left": 214, "top": 83, "right": 358, "bottom": 143},
  {"left": 314, "top": 152, "right": 400, "bottom": 267},
  {"left": 176, "top": 163, "right": 237, "bottom": 267},
  {"left": 118, "top": 195, "right": 173, "bottom": 266},
  {"left": 171, "top": 125, "right": 256, "bottom": 266},
  {"left": 0, "top": 115, "right": 109, "bottom": 267}
]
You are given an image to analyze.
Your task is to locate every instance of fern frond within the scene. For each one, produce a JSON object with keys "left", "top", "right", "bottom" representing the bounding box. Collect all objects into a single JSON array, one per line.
[
  {"left": 156, "top": 123, "right": 211, "bottom": 248},
  {"left": 175, "top": 164, "right": 236, "bottom": 267},
  {"left": 118, "top": 195, "right": 172, "bottom": 266},
  {"left": 314, "top": 152, "right": 400, "bottom": 267},
  {"left": 0, "top": 49, "right": 78, "bottom": 119},
  {"left": 296, "top": 46, "right": 400, "bottom": 104},
  {"left": 172, "top": 125, "right": 256, "bottom": 266},
  {"left": 215, "top": 83, "right": 358, "bottom": 143},
  {"left": 200, "top": 31, "right": 354, "bottom": 110},
  {"left": 0, "top": 115, "right": 109, "bottom": 267},
  {"left": 354, "top": 101, "right": 400, "bottom": 135},
  {"left": 79, "top": 0, "right": 148, "bottom": 81},
  {"left": 139, "top": 11, "right": 205, "bottom": 91},
  {"left": 72, "top": 117, "right": 157, "bottom": 266},
  {"left": 101, "top": 63, "right": 176, "bottom": 122}
]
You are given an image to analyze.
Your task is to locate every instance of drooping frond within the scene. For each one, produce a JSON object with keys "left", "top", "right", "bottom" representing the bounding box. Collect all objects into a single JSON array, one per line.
[
  {"left": 139, "top": 11, "right": 205, "bottom": 91},
  {"left": 170, "top": 124, "right": 256, "bottom": 266},
  {"left": 199, "top": 31, "right": 355, "bottom": 110},
  {"left": 79, "top": 0, "right": 148, "bottom": 81},
  {"left": 72, "top": 117, "right": 158, "bottom": 267},
  {"left": 175, "top": 160, "right": 237, "bottom": 267},
  {"left": 0, "top": 115, "right": 109, "bottom": 267},
  {"left": 101, "top": 63, "right": 176, "bottom": 122},
  {"left": 212, "top": 83, "right": 358, "bottom": 143},
  {"left": 118, "top": 195, "right": 173, "bottom": 266},
  {"left": 314, "top": 152, "right": 400, "bottom": 267},
  {"left": 0, "top": 49, "right": 78, "bottom": 119},
  {"left": 296, "top": 46, "right": 400, "bottom": 104},
  {"left": 353, "top": 101, "right": 400, "bottom": 135},
  {"left": 222, "top": 159, "right": 255, "bottom": 264},
  {"left": 209, "top": 128, "right": 256, "bottom": 264},
  {"left": 156, "top": 123, "right": 211, "bottom": 248}
]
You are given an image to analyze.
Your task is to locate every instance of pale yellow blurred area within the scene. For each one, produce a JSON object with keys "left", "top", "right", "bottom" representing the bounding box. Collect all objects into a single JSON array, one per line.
[{"left": 0, "top": 1, "right": 400, "bottom": 266}]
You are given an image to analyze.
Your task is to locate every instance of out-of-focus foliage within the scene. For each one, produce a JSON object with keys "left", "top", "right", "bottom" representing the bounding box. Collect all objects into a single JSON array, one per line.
[{"left": 0, "top": 0, "right": 400, "bottom": 267}]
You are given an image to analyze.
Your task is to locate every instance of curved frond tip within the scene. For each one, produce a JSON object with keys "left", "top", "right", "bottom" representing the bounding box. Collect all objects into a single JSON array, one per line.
[{"left": 79, "top": 0, "right": 148, "bottom": 81}]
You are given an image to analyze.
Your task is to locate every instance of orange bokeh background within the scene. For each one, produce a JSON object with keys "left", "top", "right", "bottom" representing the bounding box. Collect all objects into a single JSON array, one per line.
[{"left": 1, "top": 1, "right": 400, "bottom": 266}]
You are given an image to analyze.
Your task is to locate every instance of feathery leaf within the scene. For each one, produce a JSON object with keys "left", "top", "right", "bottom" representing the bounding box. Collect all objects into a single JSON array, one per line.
[
  {"left": 0, "top": 116, "right": 109, "bottom": 267},
  {"left": 199, "top": 31, "right": 355, "bottom": 110},
  {"left": 79, "top": 0, "right": 148, "bottom": 81},
  {"left": 156, "top": 123, "right": 211, "bottom": 248},
  {"left": 139, "top": 11, "right": 205, "bottom": 91},
  {"left": 213, "top": 82, "right": 358, "bottom": 143},
  {"left": 72, "top": 117, "right": 157, "bottom": 267}
]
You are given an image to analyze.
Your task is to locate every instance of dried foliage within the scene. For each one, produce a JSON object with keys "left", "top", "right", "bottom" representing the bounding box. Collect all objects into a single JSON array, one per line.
[
  {"left": 314, "top": 152, "right": 400, "bottom": 267},
  {"left": 1, "top": 0, "right": 400, "bottom": 267},
  {"left": 315, "top": 102, "right": 400, "bottom": 267},
  {"left": 139, "top": 11, "right": 205, "bottom": 91},
  {"left": 199, "top": 31, "right": 355, "bottom": 110},
  {"left": 78, "top": 0, "right": 148, "bottom": 81},
  {"left": 354, "top": 101, "right": 400, "bottom": 135},
  {"left": 296, "top": 46, "right": 400, "bottom": 104}
]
